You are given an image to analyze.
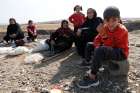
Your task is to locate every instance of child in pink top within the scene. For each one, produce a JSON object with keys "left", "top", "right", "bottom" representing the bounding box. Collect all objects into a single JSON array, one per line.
[{"left": 27, "top": 20, "right": 37, "bottom": 41}]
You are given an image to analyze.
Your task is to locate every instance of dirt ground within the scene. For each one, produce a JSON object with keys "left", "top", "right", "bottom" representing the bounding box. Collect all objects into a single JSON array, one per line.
[{"left": 0, "top": 27, "right": 139, "bottom": 93}]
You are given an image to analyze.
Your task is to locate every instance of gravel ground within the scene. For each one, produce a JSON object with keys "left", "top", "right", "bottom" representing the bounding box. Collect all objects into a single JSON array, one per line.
[{"left": 0, "top": 31, "right": 140, "bottom": 93}]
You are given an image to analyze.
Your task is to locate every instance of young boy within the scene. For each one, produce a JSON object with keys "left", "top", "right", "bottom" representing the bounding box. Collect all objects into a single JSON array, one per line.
[
  {"left": 27, "top": 20, "right": 37, "bottom": 42},
  {"left": 78, "top": 6, "right": 129, "bottom": 88},
  {"left": 69, "top": 5, "right": 85, "bottom": 33}
]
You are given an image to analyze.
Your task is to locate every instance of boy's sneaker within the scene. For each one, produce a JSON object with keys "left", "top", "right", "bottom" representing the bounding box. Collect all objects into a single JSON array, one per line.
[{"left": 77, "top": 75, "right": 99, "bottom": 89}]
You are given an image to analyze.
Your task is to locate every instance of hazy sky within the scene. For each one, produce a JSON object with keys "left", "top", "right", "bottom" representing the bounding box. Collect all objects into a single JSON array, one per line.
[{"left": 0, "top": 0, "right": 140, "bottom": 24}]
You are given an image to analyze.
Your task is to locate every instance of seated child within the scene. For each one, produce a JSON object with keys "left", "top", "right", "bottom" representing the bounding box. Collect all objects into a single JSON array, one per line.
[
  {"left": 78, "top": 6, "right": 129, "bottom": 88},
  {"left": 27, "top": 20, "right": 37, "bottom": 42},
  {"left": 3, "top": 18, "right": 25, "bottom": 46},
  {"left": 46, "top": 20, "right": 74, "bottom": 54}
]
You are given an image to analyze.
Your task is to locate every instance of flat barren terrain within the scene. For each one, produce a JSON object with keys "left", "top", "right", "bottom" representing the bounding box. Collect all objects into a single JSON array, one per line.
[{"left": 0, "top": 23, "right": 139, "bottom": 93}]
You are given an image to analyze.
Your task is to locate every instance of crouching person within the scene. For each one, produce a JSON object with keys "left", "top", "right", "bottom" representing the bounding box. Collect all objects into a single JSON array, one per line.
[
  {"left": 46, "top": 20, "right": 74, "bottom": 54},
  {"left": 3, "top": 18, "right": 25, "bottom": 46},
  {"left": 27, "top": 20, "right": 37, "bottom": 42},
  {"left": 78, "top": 6, "right": 129, "bottom": 88}
]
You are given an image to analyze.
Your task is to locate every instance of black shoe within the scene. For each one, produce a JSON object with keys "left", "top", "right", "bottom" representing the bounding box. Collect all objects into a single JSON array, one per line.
[
  {"left": 77, "top": 75, "right": 99, "bottom": 89},
  {"left": 80, "top": 60, "right": 91, "bottom": 68}
]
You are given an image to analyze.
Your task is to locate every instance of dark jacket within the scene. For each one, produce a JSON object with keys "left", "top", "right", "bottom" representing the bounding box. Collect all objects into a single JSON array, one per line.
[
  {"left": 80, "top": 17, "right": 103, "bottom": 42},
  {"left": 6, "top": 23, "right": 24, "bottom": 38}
]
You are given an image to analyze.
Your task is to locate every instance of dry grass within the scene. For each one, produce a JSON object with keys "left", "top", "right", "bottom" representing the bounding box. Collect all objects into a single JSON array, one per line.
[
  {"left": 0, "top": 22, "right": 74, "bottom": 33},
  {"left": 0, "top": 23, "right": 61, "bottom": 32}
]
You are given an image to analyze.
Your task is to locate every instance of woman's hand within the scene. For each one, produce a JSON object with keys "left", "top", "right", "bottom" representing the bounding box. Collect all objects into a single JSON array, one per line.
[{"left": 10, "top": 34, "right": 16, "bottom": 38}]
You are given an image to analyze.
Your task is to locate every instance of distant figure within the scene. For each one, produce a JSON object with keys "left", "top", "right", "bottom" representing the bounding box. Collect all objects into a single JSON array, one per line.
[
  {"left": 3, "top": 18, "right": 25, "bottom": 46},
  {"left": 69, "top": 5, "right": 85, "bottom": 33},
  {"left": 46, "top": 20, "right": 74, "bottom": 54},
  {"left": 75, "top": 8, "right": 103, "bottom": 63},
  {"left": 27, "top": 20, "right": 37, "bottom": 42}
]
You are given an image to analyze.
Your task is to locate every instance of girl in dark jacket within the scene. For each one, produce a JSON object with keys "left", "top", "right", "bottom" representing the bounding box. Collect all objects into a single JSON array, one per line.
[
  {"left": 3, "top": 18, "right": 25, "bottom": 46},
  {"left": 46, "top": 20, "right": 74, "bottom": 54},
  {"left": 75, "top": 8, "right": 103, "bottom": 62}
]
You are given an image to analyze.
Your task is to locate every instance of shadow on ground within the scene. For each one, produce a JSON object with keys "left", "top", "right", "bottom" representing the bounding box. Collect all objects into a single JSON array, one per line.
[{"left": 33, "top": 47, "right": 129, "bottom": 93}]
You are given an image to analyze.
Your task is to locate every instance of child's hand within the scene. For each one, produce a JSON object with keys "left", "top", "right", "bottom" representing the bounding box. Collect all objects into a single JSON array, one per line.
[
  {"left": 97, "top": 23, "right": 108, "bottom": 38},
  {"left": 63, "top": 34, "right": 69, "bottom": 38},
  {"left": 76, "top": 29, "right": 82, "bottom": 36},
  {"left": 96, "top": 23, "right": 104, "bottom": 33},
  {"left": 33, "top": 33, "right": 37, "bottom": 36}
]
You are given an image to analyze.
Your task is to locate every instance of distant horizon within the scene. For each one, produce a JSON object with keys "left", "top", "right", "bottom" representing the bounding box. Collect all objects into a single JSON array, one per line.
[{"left": 0, "top": 17, "right": 140, "bottom": 25}]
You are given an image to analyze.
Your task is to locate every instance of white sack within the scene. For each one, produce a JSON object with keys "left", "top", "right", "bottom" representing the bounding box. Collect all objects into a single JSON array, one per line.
[
  {"left": 24, "top": 53, "right": 44, "bottom": 64},
  {"left": 8, "top": 46, "right": 30, "bottom": 56},
  {"left": 0, "top": 47, "right": 13, "bottom": 55},
  {"left": 31, "top": 40, "right": 49, "bottom": 53}
]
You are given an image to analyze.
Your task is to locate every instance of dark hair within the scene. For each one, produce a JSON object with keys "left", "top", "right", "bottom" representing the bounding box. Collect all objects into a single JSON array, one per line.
[
  {"left": 74, "top": 5, "right": 82, "bottom": 11},
  {"left": 103, "top": 6, "right": 120, "bottom": 20},
  {"left": 28, "top": 20, "right": 33, "bottom": 24},
  {"left": 61, "top": 20, "right": 68, "bottom": 27},
  {"left": 87, "top": 8, "right": 97, "bottom": 18},
  {"left": 9, "top": 18, "right": 16, "bottom": 23}
]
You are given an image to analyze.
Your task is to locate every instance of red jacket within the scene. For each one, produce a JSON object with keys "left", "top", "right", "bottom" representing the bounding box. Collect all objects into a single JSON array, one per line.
[
  {"left": 50, "top": 27, "right": 74, "bottom": 40},
  {"left": 94, "top": 24, "right": 129, "bottom": 58},
  {"left": 27, "top": 25, "right": 37, "bottom": 35},
  {"left": 69, "top": 12, "right": 85, "bottom": 28}
]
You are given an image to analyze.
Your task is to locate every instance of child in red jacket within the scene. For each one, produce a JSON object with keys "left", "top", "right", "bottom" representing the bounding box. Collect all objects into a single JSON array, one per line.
[
  {"left": 78, "top": 6, "right": 129, "bottom": 88},
  {"left": 69, "top": 5, "right": 85, "bottom": 33},
  {"left": 27, "top": 20, "right": 37, "bottom": 42}
]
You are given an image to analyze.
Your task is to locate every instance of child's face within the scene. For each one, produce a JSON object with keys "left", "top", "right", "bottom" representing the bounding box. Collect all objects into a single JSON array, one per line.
[
  {"left": 75, "top": 7, "right": 81, "bottom": 12},
  {"left": 87, "top": 9, "right": 94, "bottom": 19},
  {"left": 104, "top": 17, "right": 120, "bottom": 30},
  {"left": 29, "top": 22, "right": 33, "bottom": 26},
  {"left": 62, "top": 22, "right": 68, "bottom": 28}
]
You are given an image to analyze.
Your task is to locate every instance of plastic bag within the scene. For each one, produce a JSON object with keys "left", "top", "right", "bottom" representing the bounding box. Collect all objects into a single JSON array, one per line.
[
  {"left": 50, "top": 89, "right": 63, "bottom": 93},
  {"left": 8, "top": 46, "right": 30, "bottom": 56},
  {"left": 0, "top": 47, "right": 13, "bottom": 55},
  {"left": 24, "top": 53, "right": 44, "bottom": 64},
  {"left": 31, "top": 39, "right": 49, "bottom": 53}
]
